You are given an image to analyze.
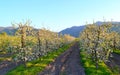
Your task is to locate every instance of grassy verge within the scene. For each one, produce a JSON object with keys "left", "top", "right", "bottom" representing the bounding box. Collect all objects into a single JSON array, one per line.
[
  {"left": 80, "top": 49, "right": 114, "bottom": 75},
  {"left": 113, "top": 49, "right": 120, "bottom": 55},
  {"left": 0, "top": 57, "right": 12, "bottom": 62},
  {"left": 6, "top": 44, "right": 72, "bottom": 75}
]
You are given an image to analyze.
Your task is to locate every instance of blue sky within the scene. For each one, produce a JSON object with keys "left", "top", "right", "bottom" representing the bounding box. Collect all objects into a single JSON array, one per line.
[{"left": 0, "top": 0, "right": 120, "bottom": 32}]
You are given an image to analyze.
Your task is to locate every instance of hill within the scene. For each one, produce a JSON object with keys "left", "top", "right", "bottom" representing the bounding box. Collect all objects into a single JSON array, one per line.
[
  {"left": 59, "top": 21, "right": 120, "bottom": 37},
  {"left": 59, "top": 26, "right": 85, "bottom": 37},
  {"left": 0, "top": 21, "right": 120, "bottom": 36},
  {"left": 0, "top": 27, "right": 17, "bottom": 35}
]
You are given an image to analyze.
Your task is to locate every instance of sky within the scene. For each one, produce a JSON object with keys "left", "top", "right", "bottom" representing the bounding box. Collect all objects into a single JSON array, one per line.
[{"left": 0, "top": 0, "right": 120, "bottom": 32}]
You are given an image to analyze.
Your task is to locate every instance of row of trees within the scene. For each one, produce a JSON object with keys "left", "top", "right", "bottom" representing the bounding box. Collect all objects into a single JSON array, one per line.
[
  {"left": 0, "top": 21, "right": 75, "bottom": 67},
  {"left": 80, "top": 23, "right": 120, "bottom": 69}
]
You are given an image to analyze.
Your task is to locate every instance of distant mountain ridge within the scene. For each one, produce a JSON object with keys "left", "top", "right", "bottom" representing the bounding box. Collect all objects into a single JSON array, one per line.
[
  {"left": 0, "top": 21, "right": 120, "bottom": 37},
  {"left": 0, "top": 27, "right": 17, "bottom": 35},
  {"left": 59, "top": 25, "right": 85, "bottom": 37},
  {"left": 59, "top": 21, "right": 120, "bottom": 37}
]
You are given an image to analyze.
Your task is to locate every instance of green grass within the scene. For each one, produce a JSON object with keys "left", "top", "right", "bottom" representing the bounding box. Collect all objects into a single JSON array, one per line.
[
  {"left": 0, "top": 51, "right": 7, "bottom": 54},
  {"left": 113, "top": 49, "right": 120, "bottom": 55},
  {"left": 0, "top": 57, "right": 12, "bottom": 62},
  {"left": 6, "top": 44, "right": 72, "bottom": 75},
  {"left": 80, "top": 49, "right": 115, "bottom": 75},
  {"left": 0, "top": 52, "right": 13, "bottom": 62}
]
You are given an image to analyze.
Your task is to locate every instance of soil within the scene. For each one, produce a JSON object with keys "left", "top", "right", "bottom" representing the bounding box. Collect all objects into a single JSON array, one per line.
[
  {"left": 38, "top": 42, "right": 85, "bottom": 75},
  {"left": 106, "top": 53, "right": 120, "bottom": 73},
  {"left": 0, "top": 42, "right": 85, "bottom": 75},
  {"left": 0, "top": 54, "right": 22, "bottom": 75},
  {"left": 0, "top": 61, "right": 22, "bottom": 75}
]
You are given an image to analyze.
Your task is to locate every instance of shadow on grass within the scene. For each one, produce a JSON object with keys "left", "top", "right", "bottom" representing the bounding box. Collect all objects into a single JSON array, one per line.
[
  {"left": 6, "top": 44, "right": 71, "bottom": 75},
  {"left": 80, "top": 50, "right": 113, "bottom": 75}
]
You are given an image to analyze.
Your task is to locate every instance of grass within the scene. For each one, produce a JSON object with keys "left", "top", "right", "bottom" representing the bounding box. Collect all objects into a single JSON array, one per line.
[
  {"left": 113, "top": 49, "right": 120, "bottom": 55},
  {"left": 0, "top": 51, "right": 7, "bottom": 54},
  {"left": 0, "top": 57, "right": 12, "bottom": 62},
  {"left": 6, "top": 44, "right": 72, "bottom": 75},
  {"left": 80, "top": 49, "right": 115, "bottom": 75},
  {"left": 0, "top": 52, "right": 13, "bottom": 62}
]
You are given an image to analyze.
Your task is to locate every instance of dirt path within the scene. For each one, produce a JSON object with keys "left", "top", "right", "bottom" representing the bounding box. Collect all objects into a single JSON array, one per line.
[
  {"left": 0, "top": 53, "right": 22, "bottom": 75},
  {"left": 0, "top": 60, "right": 22, "bottom": 75},
  {"left": 106, "top": 53, "right": 120, "bottom": 73},
  {"left": 111, "top": 53, "right": 120, "bottom": 66},
  {"left": 38, "top": 42, "right": 85, "bottom": 75}
]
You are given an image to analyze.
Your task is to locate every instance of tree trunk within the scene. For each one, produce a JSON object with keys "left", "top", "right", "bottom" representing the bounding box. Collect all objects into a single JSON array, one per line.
[
  {"left": 94, "top": 27, "right": 100, "bottom": 70},
  {"left": 21, "top": 28, "right": 26, "bottom": 48},
  {"left": 95, "top": 48, "right": 98, "bottom": 69},
  {"left": 38, "top": 37, "right": 41, "bottom": 57}
]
